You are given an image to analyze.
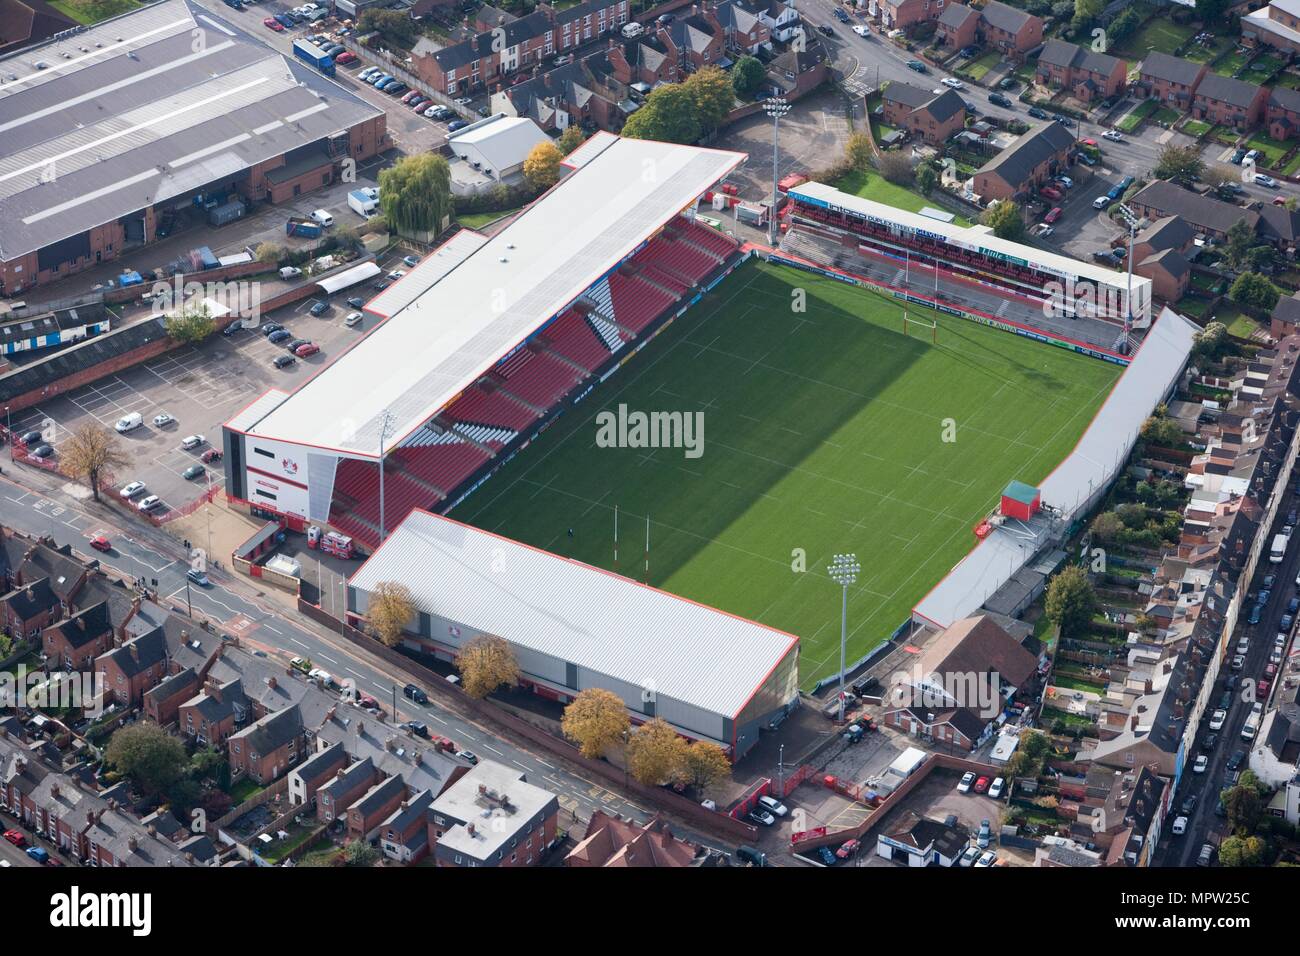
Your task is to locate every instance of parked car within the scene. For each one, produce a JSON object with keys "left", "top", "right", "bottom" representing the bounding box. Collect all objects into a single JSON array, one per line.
[
  {"left": 285, "top": 338, "right": 310, "bottom": 352},
  {"left": 263, "top": 16, "right": 284, "bottom": 30},
  {"left": 182, "top": 464, "right": 205, "bottom": 481},
  {"left": 30, "top": 444, "right": 53, "bottom": 459},
  {"left": 1257, "top": 174, "right": 1279, "bottom": 188},
  {"left": 136, "top": 495, "right": 162, "bottom": 512},
  {"left": 851, "top": 24, "right": 869, "bottom": 36},
  {"left": 747, "top": 807, "right": 776, "bottom": 826},
  {"left": 1193, "top": 754, "right": 1208, "bottom": 773},
  {"left": 1171, "top": 815, "right": 1188, "bottom": 836},
  {"left": 403, "top": 683, "right": 428, "bottom": 704},
  {"left": 1040, "top": 185, "right": 1062, "bottom": 200},
  {"left": 815, "top": 845, "right": 837, "bottom": 865},
  {"left": 1101, "top": 129, "right": 1124, "bottom": 142},
  {"left": 152, "top": 412, "right": 175, "bottom": 427},
  {"left": 1044, "top": 207, "right": 1063, "bottom": 225},
  {"left": 345, "top": 311, "right": 364, "bottom": 327},
  {"left": 261, "top": 322, "right": 284, "bottom": 336},
  {"left": 974, "top": 850, "right": 997, "bottom": 868},
  {"left": 1227, "top": 749, "right": 1246, "bottom": 771},
  {"left": 1181, "top": 793, "right": 1198, "bottom": 815},
  {"left": 976, "top": 819, "right": 991, "bottom": 849},
  {"left": 988, "top": 92, "right": 1013, "bottom": 108},
  {"left": 19, "top": 430, "right": 42, "bottom": 444},
  {"left": 201, "top": 448, "right": 223, "bottom": 463},
  {"left": 757, "top": 795, "right": 788, "bottom": 817},
  {"left": 835, "top": 838, "right": 860, "bottom": 859},
  {"left": 401, "top": 721, "right": 429, "bottom": 737},
  {"left": 3, "top": 829, "right": 26, "bottom": 847},
  {"left": 905, "top": 59, "right": 928, "bottom": 74},
  {"left": 974, "top": 775, "right": 990, "bottom": 794},
  {"left": 1202, "top": 733, "right": 1218, "bottom": 751},
  {"left": 1209, "top": 709, "right": 1227, "bottom": 730},
  {"left": 25, "top": 846, "right": 49, "bottom": 863},
  {"left": 447, "top": 119, "right": 468, "bottom": 131},
  {"left": 941, "top": 77, "right": 964, "bottom": 89},
  {"left": 833, "top": 6, "right": 850, "bottom": 21},
  {"left": 1027, "top": 106, "right": 1050, "bottom": 119},
  {"left": 988, "top": 777, "right": 1005, "bottom": 799},
  {"left": 273, "top": 354, "right": 297, "bottom": 369},
  {"left": 268, "top": 329, "right": 292, "bottom": 344},
  {"left": 959, "top": 844, "right": 981, "bottom": 867},
  {"left": 1231, "top": 147, "right": 1248, "bottom": 164},
  {"left": 959, "top": 45, "right": 979, "bottom": 58},
  {"left": 295, "top": 343, "right": 321, "bottom": 357},
  {"left": 120, "top": 480, "right": 146, "bottom": 498},
  {"left": 180, "top": 434, "right": 205, "bottom": 450},
  {"left": 998, "top": 77, "right": 1018, "bottom": 90},
  {"left": 1197, "top": 843, "right": 1215, "bottom": 867},
  {"left": 957, "top": 771, "right": 975, "bottom": 793},
  {"left": 309, "top": 300, "right": 330, "bottom": 317}
]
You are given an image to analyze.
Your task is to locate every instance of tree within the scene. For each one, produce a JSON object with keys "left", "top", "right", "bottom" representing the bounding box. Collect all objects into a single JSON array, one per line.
[
  {"left": 981, "top": 200, "right": 1024, "bottom": 241},
  {"left": 1153, "top": 144, "right": 1204, "bottom": 183},
  {"left": 105, "top": 722, "right": 187, "bottom": 800},
  {"left": 1201, "top": 164, "right": 1236, "bottom": 191},
  {"left": 561, "top": 688, "right": 630, "bottom": 758},
  {"left": 1224, "top": 782, "right": 1264, "bottom": 835},
  {"left": 625, "top": 718, "right": 689, "bottom": 785},
  {"left": 344, "top": 840, "right": 380, "bottom": 866},
  {"left": 1223, "top": 219, "right": 1256, "bottom": 272},
  {"left": 1071, "top": 0, "right": 1103, "bottom": 31},
  {"left": 1217, "top": 834, "right": 1266, "bottom": 867},
  {"left": 1195, "top": 0, "right": 1230, "bottom": 22},
  {"left": 1107, "top": 7, "right": 1141, "bottom": 43},
  {"left": 621, "top": 82, "right": 701, "bottom": 145},
  {"left": 877, "top": 151, "right": 914, "bottom": 185},
  {"left": 1193, "top": 320, "right": 1228, "bottom": 358},
  {"left": 1044, "top": 564, "right": 1096, "bottom": 639},
  {"left": 164, "top": 302, "right": 216, "bottom": 344},
  {"left": 1230, "top": 272, "right": 1281, "bottom": 313},
  {"left": 1139, "top": 411, "right": 1185, "bottom": 447},
  {"left": 556, "top": 125, "right": 586, "bottom": 155},
  {"left": 523, "top": 141, "right": 564, "bottom": 191},
  {"left": 846, "top": 132, "right": 874, "bottom": 172},
  {"left": 681, "top": 740, "right": 731, "bottom": 794},
  {"left": 458, "top": 634, "right": 519, "bottom": 699},
  {"left": 1090, "top": 511, "right": 1124, "bottom": 543},
  {"left": 378, "top": 153, "right": 452, "bottom": 238},
  {"left": 60, "top": 423, "right": 128, "bottom": 502},
  {"left": 359, "top": 9, "right": 416, "bottom": 47},
  {"left": 916, "top": 163, "right": 938, "bottom": 195},
  {"left": 367, "top": 581, "right": 414, "bottom": 647},
  {"left": 256, "top": 242, "right": 283, "bottom": 264},
  {"left": 685, "top": 66, "right": 735, "bottom": 136},
  {"left": 732, "top": 55, "right": 766, "bottom": 98}
]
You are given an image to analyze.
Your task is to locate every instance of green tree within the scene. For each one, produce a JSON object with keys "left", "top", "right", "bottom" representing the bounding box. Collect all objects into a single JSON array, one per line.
[
  {"left": 1090, "top": 511, "right": 1124, "bottom": 543},
  {"left": 1230, "top": 272, "right": 1281, "bottom": 312},
  {"left": 1071, "top": 0, "right": 1104, "bottom": 31},
  {"left": 105, "top": 722, "right": 188, "bottom": 800},
  {"left": 622, "top": 83, "right": 702, "bottom": 145},
  {"left": 1224, "top": 782, "right": 1264, "bottom": 835},
  {"left": 1223, "top": 219, "right": 1256, "bottom": 271},
  {"left": 1195, "top": 0, "right": 1230, "bottom": 22},
  {"left": 981, "top": 200, "right": 1024, "bottom": 241},
  {"left": 685, "top": 66, "right": 735, "bottom": 136},
  {"left": 877, "top": 151, "right": 914, "bottom": 185},
  {"left": 378, "top": 153, "right": 453, "bottom": 238},
  {"left": 344, "top": 840, "right": 380, "bottom": 866},
  {"left": 1217, "top": 834, "right": 1266, "bottom": 867},
  {"left": 556, "top": 125, "right": 586, "bottom": 155},
  {"left": 1193, "top": 320, "right": 1228, "bottom": 358},
  {"left": 1153, "top": 144, "right": 1204, "bottom": 183},
  {"left": 1044, "top": 565, "right": 1096, "bottom": 639},
  {"left": 164, "top": 303, "right": 216, "bottom": 344},
  {"left": 846, "top": 132, "right": 874, "bottom": 172},
  {"left": 358, "top": 9, "right": 416, "bottom": 47},
  {"left": 732, "top": 55, "right": 766, "bottom": 97},
  {"left": 916, "top": 163, "right": 938, "bottom": 195},
  {"left": 1139, "top": 410, "right": 1185, "bottom": 447}
]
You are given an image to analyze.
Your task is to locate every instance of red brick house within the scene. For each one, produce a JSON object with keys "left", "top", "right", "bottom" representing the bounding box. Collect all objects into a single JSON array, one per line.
[
  {"left": 287, "top": 741, "right": 349, "bottom": 808},
  {"left": 1137, "top": 51, "right": 1207, "bottom": 108},
  {"left": 346, "top": 773, "right": 407, "bottom": 841},
  {"left": 1035, "top": 39, "right": 1127, "bottom": 103},
  {"left": 935, "top": 3, "right": 979, "bottom": 50},
  {"left": 1130, "top": 216, "right": 1194, "bottom": 303},
  {"left": 712, "top": 0, "right": 772, "bottom": 54},
  {"left": 428, "top": 761, "right": 559, "bottom": 867},
  {"left": 1193, "top": 73, "right": 1269, "bottom": 130},
  {"left": 1, "top": 537, "right": 88, "bottom": 612},
  {"left": 1243, "top": 0, "right": 1300, "bottom": 56},
  {"left": 608, "top": 35, "right": 679, "bottom": 87},
  {"left": 1, "top": 577, "right": 60, "bottom": 641},
  {"left": 973, "top": 120, "right": 1075, "bottom": 201},
  {"left": 143, "top": 667, "right": 199, "bottom": 726},
  {"left": 881, "top": 82, "right": 968, "bottom": 145},
  {"left": 228, "top": 704, "right": 305, "bottom": 784},
  {"left": 877, "top": 0, "right": 944, "bottom": 30},
  {"left": 1268, "top": 86, "right": 1300, "bottom": 141},
  {"left": 977, "top": 1, "right": 1041, "bottom": 60},
  {"left": 379, "top": 789, "right": 435, "bottom": 863},
  {"left": 96, "top": 626, "right": 168, "bottom": 708},
  {"left": 42, "top": 601, "right": 112, "bottom": 671},
  {"left": 567, "top": 811, "right": 704, "bottom": 866},
  {"left": 658, "top": 9, "right": 727, "bottom": 73},
  {"left": 179, "top": 677, "right": 248, "bottom": 747},
  {"left": 316, "top": 757, "right": 378, "bottom": 825}
]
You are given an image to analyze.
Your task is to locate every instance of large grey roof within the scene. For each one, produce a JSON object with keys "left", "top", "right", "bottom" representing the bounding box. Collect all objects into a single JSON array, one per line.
[
  {"left": 1195, "top": 72, "right": 1265, "bottom": 109},
  {"left": 977, "top": 121, "right": 1074, "bottom": 188},
  {"left": 348, "top": 510, "right": 800, "bottom": 719},
  {"left": 980, "top": 0, "right": 1034, "bottom": 34},
  {"left": 1038, "top": 38, "right": 1123, "bottom": 76},
  {"left": 1140, "top": 51, "right": 1205, "bottom": 88},
  {"left": 0, "top": 0, "right": 383, "bottom": 263},
  {"left": 1129, "top": 179, "right": 1259, "bottom": 235}
]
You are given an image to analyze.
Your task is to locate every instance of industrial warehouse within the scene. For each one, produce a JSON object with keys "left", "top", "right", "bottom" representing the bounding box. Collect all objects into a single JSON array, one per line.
[{"left": 0, "top": 0, "right": 387, "bottom": 294}]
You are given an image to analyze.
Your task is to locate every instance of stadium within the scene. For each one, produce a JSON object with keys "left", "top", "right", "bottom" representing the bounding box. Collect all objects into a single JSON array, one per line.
[{"left": 222, "top": 131, "right": 1195, "bottom": 699}]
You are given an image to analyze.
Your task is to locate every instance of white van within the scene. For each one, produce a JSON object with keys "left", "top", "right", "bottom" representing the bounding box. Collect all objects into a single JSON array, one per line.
[
  {"left": 114, "top": 412, "right": 143, "bottom": 433},
  {"left": 279, "top": 266, "right": 302, "bottom": 280},
  {"left": 621, "top": 21, "right": 643, "bottom": 37},
  {"left": 310, "top": 209, "right": 335, "bottom": 227}
]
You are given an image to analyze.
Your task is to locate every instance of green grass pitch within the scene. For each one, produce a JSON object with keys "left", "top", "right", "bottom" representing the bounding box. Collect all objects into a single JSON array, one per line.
[{"left": 454, "top": 259, "right": 1121, "bottom": 690}]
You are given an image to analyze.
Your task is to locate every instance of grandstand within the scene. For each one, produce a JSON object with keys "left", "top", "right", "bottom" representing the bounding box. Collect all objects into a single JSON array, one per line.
[
  {"left": 221, "top": 133, "right": 747, "bottom": 548},
  {"left": 784, "top": 182, "right": 1153, "bottom": 354}
]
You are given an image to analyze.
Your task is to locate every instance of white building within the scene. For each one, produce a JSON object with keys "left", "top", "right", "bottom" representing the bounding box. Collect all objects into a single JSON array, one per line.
[{"left": 446, "top": 114, "right": 551, "bottom": 181}]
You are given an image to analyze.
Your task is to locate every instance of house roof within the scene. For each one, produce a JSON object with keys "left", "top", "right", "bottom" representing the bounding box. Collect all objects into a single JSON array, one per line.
[
  {"left": 1140, "top": 247, "right": 1190, "bottom": 279},
  {"left": 1272, "top": 292, "right": 1300, "bottom": 325},
  {"left": 1270, "top": 85, "right": 1300, "bottom": 114},
  {"left": 1140, "top": 51, "right": 1204, "bottom": 88},
  {"left": 938, "top": 2, "right": 978, "bottom": 28},
  {"left": 916, "top": 614, "right": 1039, "bottom": 689},
  {"left": 380, "top": 788, "right": 434, "bottom": 833},
  {"left": 567, "top": 811, "right": 700, "bottom": 866},
  {"left": 446, "top": 115, "right": 549, "bottom": 171},
  {"left": 1, "top": 576, "right": 56, "bottom": 620},
  {"left": 980, "top": 0, "right": 1034, "bottom": 34},
  {"left": 348, "top": 773, "right": 406, "bottom": 818},
  {"left": 976, "top": 121, "right": 1075, "bottom": 189},
  {"left": 46, "top": 601, "right": 110, "bottom": 649},
  {"left": 1137, "top": 214, "right": 1195, "bottom": 253},
  {"left": 318, "top": 755, "right": 377, "bottom": 804},
  {"left": 432, "top": 759, "right": 558, "bottom": 862},
  {"left": 1259, "top": 203, "right": 1300, "bottom": 243},
  {"left": 1195, "top": 72, "right": 1264, "bottom": 110},
  {"left": 1037, "top": 38, "right": 1123, "bottom": 77},
  {"left": 432, "top": 10, "right": 553, "bottom": 70},
  {"left": 229, "top": 703, "right": 303, "bottom": 754},
  {"left": 97, "top": 625, "right": 167, "bottom": 677},
  {"left": 1128, "top": 179, "right": 1259, "bottom": 235}
]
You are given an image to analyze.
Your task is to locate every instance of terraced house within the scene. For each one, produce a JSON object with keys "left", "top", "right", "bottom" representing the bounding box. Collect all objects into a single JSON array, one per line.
[
  {"left": 1034, "top": 39, "right": 1127, "bottom": 103},
  {"left": 1191, "top": 73, "right": 1269, "bottom": 130},
  {"left": 973, "top": 121, "right": 1076, "bottom": 202},
  {"left": 1268, "top": 86, "right": 1300, "bottom": 140},
  {"left": 1136, "top": 51, "right": 1208, "bottom": 108},
  {"left": 936, "top": 0, "right": 1042, "bottom": 60},
  {"left": 1243, "top": 0, "right": 1300, "bottom": 55}
]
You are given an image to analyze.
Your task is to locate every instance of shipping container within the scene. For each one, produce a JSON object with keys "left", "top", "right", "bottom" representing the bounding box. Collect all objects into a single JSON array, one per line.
[
  {"left": 208, "top": 199, "right": 246, "bottom": 227},
  {"left": 286, "top": 217, "right": 324, "bottom": 238}
]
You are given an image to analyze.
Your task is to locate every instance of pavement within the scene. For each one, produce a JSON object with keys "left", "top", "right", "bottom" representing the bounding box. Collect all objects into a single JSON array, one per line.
[{"left": 0, "top": 464, "right": 733, "bottom": 852}]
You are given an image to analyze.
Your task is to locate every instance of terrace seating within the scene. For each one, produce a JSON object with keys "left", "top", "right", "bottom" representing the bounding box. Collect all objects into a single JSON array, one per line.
[
  {"left": 443, "top": 385, "right": 537, "bottom": 431},
  {"left": 681, "top": 219, "right": 739, "bottom": 259},
  {"left": 607, "top": 272, "right": 675, "bottom": 334},
  {"left": 394, "top": 440, "right": 491, "bottom": 495},
  {"left": 495, "top": 347, "right": 534, "bottom": 379},
  {"left": 541, "top": 308, "right": 611, "bottom": 373},
  {"left": 640, "top": 264, "right": 691, "bottom": 296},
  {"left": 497, "top": 350, "right": 580, "bottom": 407}
]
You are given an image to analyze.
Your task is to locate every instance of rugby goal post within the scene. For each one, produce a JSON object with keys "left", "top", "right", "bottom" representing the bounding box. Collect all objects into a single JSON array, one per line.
[{"left": 902, "top": 310, "right": 937, "bottom": 344}]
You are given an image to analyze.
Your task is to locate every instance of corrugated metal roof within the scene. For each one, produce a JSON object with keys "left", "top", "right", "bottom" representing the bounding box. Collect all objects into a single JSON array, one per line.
[
  {"left": 348, "top": 511, "right": 799, "bottom": 719},
  {"left": 0, "top": 0, "right": 383, "bottom": 262},
  {"left": 364, "top": 228, "right": 486, "bottom": 318},
  {"left": 226, "top": 389, "right": 291, "bottom": 434},
  {"left": 243, "top": 134, "right": 744, "bottom": 456}
]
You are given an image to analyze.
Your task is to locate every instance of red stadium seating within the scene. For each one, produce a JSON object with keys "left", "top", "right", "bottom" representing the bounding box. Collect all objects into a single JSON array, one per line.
[
  {"left": 498, "top": 351, "right": 579, "bottom": 407},
  {"left": 542, "top": 309, "right": 611, "bottom": 372},
  {"left": 607, "top": 272, "right": 675, "bottom": 333},
  {"left": 395, "top": 441, "right": 490, "bottom": 494},
  {"left": 444, "top": 385, "right": 537, "bottom": 431},
  {"left": 681, "top": 219, "right": 739, "bottom": 259}
]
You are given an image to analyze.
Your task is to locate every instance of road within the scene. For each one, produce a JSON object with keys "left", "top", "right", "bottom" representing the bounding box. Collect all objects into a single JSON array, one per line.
[
  {"left": 0, "top": 463, "right": 719, "bottom": 848},
  {"left": 805, "top": 1, "right": 1300, "bottom": 253},
  {"left": 1155, "top": 482, "right": 1300, "bottom": 865}
]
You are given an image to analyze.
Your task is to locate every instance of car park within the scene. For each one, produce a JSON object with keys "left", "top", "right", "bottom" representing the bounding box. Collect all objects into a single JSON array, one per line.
[
  {"left": 274, "top": 354, "right": 297, "bottom": 369},
  {"left": 180, "top": 435, "right": 205, "bottom": 450},
  {"left": 957, "top": 771, "right": 975, "bottom": 793}
]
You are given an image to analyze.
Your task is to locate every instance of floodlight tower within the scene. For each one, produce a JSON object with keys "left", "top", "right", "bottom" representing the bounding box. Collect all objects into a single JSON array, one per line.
[
  {"left": 765, "top": 97, "right": 792, "bottom": 247},
  {"left": 378, "top": 409, "right": 394, "bottom": 544},
  {"left": 829, "top": 552, "right": 861, "bottom": 721},
  {"left": 1116, "top": 203, "right": 1140, "bottom": 355}
]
